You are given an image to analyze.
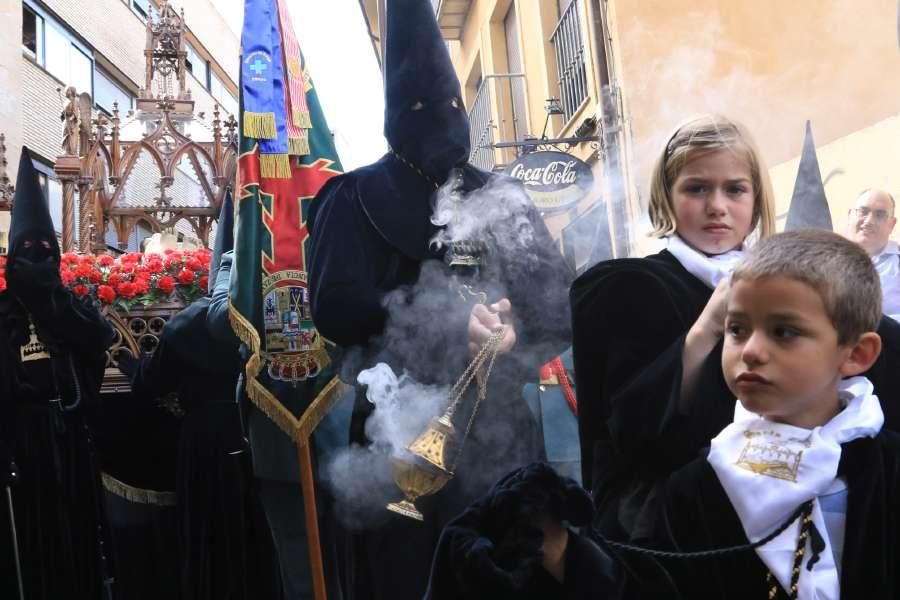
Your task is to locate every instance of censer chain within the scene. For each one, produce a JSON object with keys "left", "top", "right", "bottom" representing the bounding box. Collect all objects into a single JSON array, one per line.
[
  {"left": 448, "top": 326, "right": 506, "bottom": 471},
  {"left": 444, "top": 326, "right": 506, "bottom": 421}
]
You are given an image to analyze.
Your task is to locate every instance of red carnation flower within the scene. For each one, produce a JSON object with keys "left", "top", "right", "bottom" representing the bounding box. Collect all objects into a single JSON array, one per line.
[
  {"left": 117, "top": 281, "right": 137, "bottom": 299},
  {"left": 186, "top": 257, "right": 203, "bottom": 272},
  {"left": 72, "top": 284, "right": 89, "bottom": 297},
  {"left": 88, "top": 270, "right": 102, "bottom": 284},
  {"left": 0, "top": 276, "right": 6, "bottom": 293},
  {"left": 145, "top": 252, "right": 162, "bottom": 262},
  {"left": 147, "top": 260, "right": 163, "bottom": 273},
  {"left": 121, "top": 252, "right": 142, "bottom": 264},
  {"left": 97, "top": 284, "right": 116, "bottom": 304},
  {"left": 107, "top": 272, "right": 122, "bottom": 287},
  {"left": 79, "top": 254, "right": 95, "bottom": 265},
  {"left": 60, "top": 268, "right": 76, "bottom": 285},
  {"left": 0, "top": 255, "right": 7, "bottom": 267},
  {"left": 74, "top": 264, "right": 92, "bottom": 278},
  {"left": 164, "top": 257, "right": 182, "bottom": 270},
  {"left": 97, "top": 254, "right": 115, "bottom": 267},
  {"left": 134, "top": 277, "right": 150, "bottom": 295},
  {"left": 198, "top": 275, "right": 209, "bottom": 291},
  {"left": 177, "top": 268, "right": 195, "bottom": 285},
  {"left": 157, "top": 275, "right": 175, "bottom": 294},
  {"left": 61, "top": 252, "right": 79, "bottom": 264},
  {"left": 135, "top": 264, "right": 149, "bottom": 274}
]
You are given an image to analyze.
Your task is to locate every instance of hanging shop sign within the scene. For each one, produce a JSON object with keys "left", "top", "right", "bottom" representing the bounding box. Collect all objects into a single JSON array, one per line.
[{"left": 505, "top": 150, "right": 594, "bottom": 212}]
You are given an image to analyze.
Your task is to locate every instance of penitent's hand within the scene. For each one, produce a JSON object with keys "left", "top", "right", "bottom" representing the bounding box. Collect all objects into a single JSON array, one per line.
[{"left": 468, "top": 299, "right": 517, "bottom": 357}]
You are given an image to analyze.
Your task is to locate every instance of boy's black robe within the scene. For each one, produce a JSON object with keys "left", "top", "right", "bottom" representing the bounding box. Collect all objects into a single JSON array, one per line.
[
  {"left": 0, "top": 287, "right": 115, "bottom": 600},
  {"left": 308, "top": 156, "right": 573, "bottom": 600},
  {"left": 571, "top": 250, "right": 900, "bottom": 538},
  {"left": 625, "top": 432, "right": 900, "bottom": 599}
]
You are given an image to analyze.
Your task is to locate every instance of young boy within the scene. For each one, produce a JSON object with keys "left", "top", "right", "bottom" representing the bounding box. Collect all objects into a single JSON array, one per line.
[{"left": 641, "top": 230, "right": 900, "bottom": 599}]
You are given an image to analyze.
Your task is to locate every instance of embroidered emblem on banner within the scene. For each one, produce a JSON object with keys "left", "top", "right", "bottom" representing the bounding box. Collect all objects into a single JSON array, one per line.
[{"left": 734, "top": 430, "right": 812, "bottom": 482}]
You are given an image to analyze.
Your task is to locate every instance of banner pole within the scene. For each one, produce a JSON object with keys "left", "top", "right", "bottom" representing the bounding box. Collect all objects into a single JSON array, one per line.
[{"left": 297, "top": 441, "right": 327, "bottom": 600}]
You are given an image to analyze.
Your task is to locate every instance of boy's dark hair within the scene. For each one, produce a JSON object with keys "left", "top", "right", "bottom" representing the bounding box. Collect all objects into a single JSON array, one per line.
[{"left": 732, "top": 229, "right": 881, "bottom": 345}]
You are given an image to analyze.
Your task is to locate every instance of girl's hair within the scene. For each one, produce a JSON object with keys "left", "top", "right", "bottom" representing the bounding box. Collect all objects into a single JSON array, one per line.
[{"left": 648, "top": 114, "right": 775, "bottom": 240}]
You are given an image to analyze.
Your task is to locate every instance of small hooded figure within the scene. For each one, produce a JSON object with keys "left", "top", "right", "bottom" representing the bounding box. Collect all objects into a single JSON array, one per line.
[
  {"left": 0, "top": 150, "right": 116, "bottom": 599},
  {"left": 307, "top": 1, "right": 573, "bottom": 598},
  {"left": 116, "top": 190, "right": 281, "bottom": 600}
]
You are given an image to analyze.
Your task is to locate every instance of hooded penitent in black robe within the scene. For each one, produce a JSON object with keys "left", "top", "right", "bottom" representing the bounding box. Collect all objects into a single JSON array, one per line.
[
  {"left": 571, "top": 250, "right": 900, "bottom": 539},
  {"left": 623, "top": 433, "right": 900, "bottom": 599},
  {"left": 0, "top": 151, "right": 116, "bottom": 600},
  {"left": 307, "top": 2, "right": 572, "bottom": 598},
  {"left": 425, "top": 463, "right": 621, "bottom": 600},
  {"left": 121, "top": 296, "right": 280, "bottom": 600}
]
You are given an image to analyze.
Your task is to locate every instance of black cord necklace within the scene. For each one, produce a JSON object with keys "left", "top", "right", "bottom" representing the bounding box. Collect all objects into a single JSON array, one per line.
[{"left": 391, "top": 151, "right": 441, "bottom": 191}]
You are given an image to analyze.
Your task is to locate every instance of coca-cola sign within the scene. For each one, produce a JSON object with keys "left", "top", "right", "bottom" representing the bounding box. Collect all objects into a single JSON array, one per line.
[{"left": 505, "top": 150, "right": 594, "bottom": 212}]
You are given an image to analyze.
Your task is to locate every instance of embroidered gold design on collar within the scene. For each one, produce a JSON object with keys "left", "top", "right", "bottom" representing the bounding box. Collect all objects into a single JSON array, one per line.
[{"left": 734, "top": 430, "right": 812, "bottom": 482}]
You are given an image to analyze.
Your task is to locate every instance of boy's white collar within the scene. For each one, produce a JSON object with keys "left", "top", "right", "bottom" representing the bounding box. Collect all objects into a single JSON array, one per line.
[{"left": 708, "top": 376, "right": 883, "bottom": 599}]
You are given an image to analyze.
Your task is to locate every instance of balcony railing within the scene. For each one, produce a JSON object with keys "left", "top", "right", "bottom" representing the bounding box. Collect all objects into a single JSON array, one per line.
[
  {"left": 468, "top": 73, "right": 526, "bottom": 172},
  {"left": 550, "top": 1, "right": 589, "bottom": 124}
]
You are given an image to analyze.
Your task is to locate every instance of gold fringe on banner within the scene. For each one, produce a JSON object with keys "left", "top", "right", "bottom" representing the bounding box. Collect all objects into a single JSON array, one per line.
[
  {"left": 259, "top": 153, "right": 293, "bottom": 179},
  {"left": 227, "top": 302, "right": 346, "bottom": 444},
  {"left": 102, "top": 472, "right": 177, "bottom": 506},
  {"left": 296, "top": 375, "right": 350, "bottom": 446},
  {"left": 243, "top": 112, "right": 277, "bottom": 139},
  {"left": 289, "top": 136, "right": 310, "bottom": 157},
  {"left": 293, "top": 109, "right": 312, "bottom": 129}
]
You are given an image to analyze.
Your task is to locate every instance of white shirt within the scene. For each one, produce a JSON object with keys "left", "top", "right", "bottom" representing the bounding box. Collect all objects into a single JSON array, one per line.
[{"left": 871, "top": 241, "right": 900, "bottom": 322}]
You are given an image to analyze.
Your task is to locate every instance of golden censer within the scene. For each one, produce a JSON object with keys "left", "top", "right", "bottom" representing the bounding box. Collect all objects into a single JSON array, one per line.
[{"left": 386, "top": 326, "right": 506, "bottom": 521}]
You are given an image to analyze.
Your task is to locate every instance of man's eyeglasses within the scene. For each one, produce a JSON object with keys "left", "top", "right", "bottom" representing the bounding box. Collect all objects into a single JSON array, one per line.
[{"left": 852, "top": 206, "right": 893, "bottom": 221}]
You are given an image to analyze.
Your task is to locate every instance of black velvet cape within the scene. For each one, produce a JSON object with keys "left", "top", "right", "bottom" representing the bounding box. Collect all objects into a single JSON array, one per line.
[
  {"left": 126, "top": 298, "right": 280, "bottom": 600},
  {"left": 308, "top": 156, "right": 574, "bottom": 600},
  {"left": 623, "top": 432, "right": 900, "bottom": 599},
  {"left": 571, "top": 250, "right": 900, "bottom": 538},
  {"left": 0, "top": 286, "right": 115, "bottom": 600}
]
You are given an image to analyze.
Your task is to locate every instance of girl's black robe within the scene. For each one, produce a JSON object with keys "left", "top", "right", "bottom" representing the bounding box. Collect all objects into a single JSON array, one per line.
[
  {"left": 624, "top": 432, "right": 900, "bottom": 599},
  {"left": 571, "top": 250, "right": 900, "bottom": 538}
]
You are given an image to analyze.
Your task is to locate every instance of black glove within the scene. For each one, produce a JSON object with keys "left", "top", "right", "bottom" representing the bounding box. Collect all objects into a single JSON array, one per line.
[
  {"left": 426, "top": 462, "right": 593, "bottom": 599},
  {"left": 6, "top": 257, "right": 62, "bottom": 303},
  {"left": 116, "top": 352, "right": 140, "bottom": 380}
]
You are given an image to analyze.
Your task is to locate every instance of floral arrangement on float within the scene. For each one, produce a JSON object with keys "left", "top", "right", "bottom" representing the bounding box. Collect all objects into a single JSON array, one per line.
[{"left": 55, "top": 248, "right": 212, "bottom": 310}]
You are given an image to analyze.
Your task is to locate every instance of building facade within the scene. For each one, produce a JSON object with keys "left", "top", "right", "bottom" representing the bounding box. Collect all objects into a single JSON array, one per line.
[
  {"left": 362, "top": 0, "right": 900, "bottom": 263},
  {"left": 0, "top": 0, "right": 240, "bottom": 253}
]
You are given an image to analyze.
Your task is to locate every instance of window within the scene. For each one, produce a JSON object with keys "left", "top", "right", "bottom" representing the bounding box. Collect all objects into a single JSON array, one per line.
[
  {"left": 185, "top": 42, "right": 210, "bottom": 88},
  {"left": 130, "top": 0, "right": 150, "bottom": 21},
  {"left": 23, "top": 2, "right": 93, "bottom": 96},
  {"left": 210, "top": 72, "right": 238, "bottom": 116},
  {"left": 22, "top": 5, "right": 41, "bottom": 60},
  {"left": 94, "top": 67, "right": 133, "bottom": 115}
]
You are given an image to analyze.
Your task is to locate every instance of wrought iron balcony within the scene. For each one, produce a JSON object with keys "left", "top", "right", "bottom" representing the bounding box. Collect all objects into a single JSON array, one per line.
[
  {"left": 550, "top": 1, "right": 589, "bottom": 124},
  {"left": 467, "top": 73, "right": 527, "bottom": 172}
]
